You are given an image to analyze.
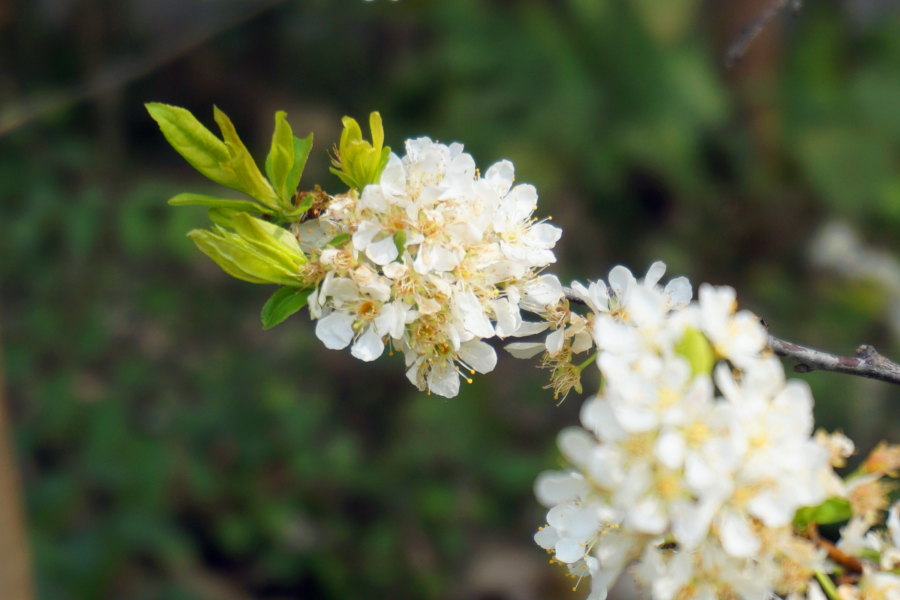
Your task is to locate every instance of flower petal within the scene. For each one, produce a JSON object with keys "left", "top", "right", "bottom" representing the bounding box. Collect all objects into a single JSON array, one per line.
[
  {"left": 427, "top": 359, "right": 460, "bottom": 398},
  {"left": 458, "top": 340, "right": 497, "bottom": 374},
  {"left": 366, "top": 235, "right": 400, "bottom": 265},
  {"left": 484, "top": 159, "right": 515, "bottom": 196},
  {"left": 315, "top": 310, "right": 356, "bottom": 350},
  {"left": 644, "top": 261, "right": 667, "bottom": 288},
  {"left": 505, "top": 342, "right": 545, "bottom": 359},
  {"left": 664, "top": 277, "right": 692, "bottom": 309},
  {"left": 608, "top": 266, "right": 635, "bottom": 303},
  {"left": 554, "top": 538, "right": 585, "bottom": 564},
  {"left": 351, "top": 324, "right": 385, "bottom": 362}
]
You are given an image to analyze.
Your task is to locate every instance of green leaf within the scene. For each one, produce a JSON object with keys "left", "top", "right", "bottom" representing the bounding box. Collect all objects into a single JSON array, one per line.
[
  {"left": 327, "top": 233, "right": 351, "bottom": 248},
  {"left": 295, "top": 193, "right": 315, "bottom": 214},
  {"left": 230, "top": 212, "right": 306, "bottom": 264},
  {"left": 219, "top": 227, "right": 302, "bottom": 281},
  {"left": 329, "top": 166, "right": 357, "bottom": 190},
  {"left": 207, "top": 207, "right": 242, "bottom": 229},
  {"left": 167, "top": 193, "right": 274, "bottom": 215},
  {"left": 285, "top": 134, "right": 313, "bottom": 197},
  {"left": 145, "top": 103, "right": 238, "bottom": 189},
  {"left": 261, "top": 286, "right": 312, "bottom": 330},
  {"left": 265, "top": 111, "right": 295, "bottom": 202},
  {"left": 674, "top": 327, "right": 715, "bottom": 376},
  {"left": 213, "top": 106, "right": 279, "bottom": 208},
  {"left": 393, "top": 230, "right": 407, "bottom": 256},
  {"left": 187, "top": 229, "right": 269, "bottom": 284},
  {"left": 793, "top": 498, "right": 852, "bottom": 529},
  {"left": 331, "top": 112, "right": 391, "bottom": 190},
  {"left": 339, "top": 116, "right": 364, "bottom": 156},
  {"left": 187, "top": 228, "right": 305, "bottom": 287},
  {"left": 369, "top": 112, "right": 384, "bottom": 151}
]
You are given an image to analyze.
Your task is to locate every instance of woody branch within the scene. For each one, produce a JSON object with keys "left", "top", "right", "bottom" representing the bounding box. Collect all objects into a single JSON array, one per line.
[{"left": 562, "top": 287, "right": 900, "bottom": 387}]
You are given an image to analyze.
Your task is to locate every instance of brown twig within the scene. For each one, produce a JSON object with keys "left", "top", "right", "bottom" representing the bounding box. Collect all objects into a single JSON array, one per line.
[
  {"left": 765, "top": 321, "right": 900, "bottom": 386},
  {"left": 725, "top": 0, "right": 802, "bottom": 67},
  {"left": 817, "top": 536, "right": 864, "bottom": 575},
  {"left": 562, "top": 286, "right": 900, "bottom": 387},
  {"left": 807, "top": 524, "right": 864, "bottom": 575}
]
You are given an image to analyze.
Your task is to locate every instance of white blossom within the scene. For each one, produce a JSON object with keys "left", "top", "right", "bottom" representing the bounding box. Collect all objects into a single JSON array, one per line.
[
  {"left": 302, "top": 138, "right": 560, "bottom": 397},
  {"left": 534, "top": 264, "right": 844, "bottom": 600}
]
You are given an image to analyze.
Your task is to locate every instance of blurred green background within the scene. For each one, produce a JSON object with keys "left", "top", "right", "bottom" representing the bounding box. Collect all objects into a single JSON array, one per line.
[{"left": 4, "top": 0, "right": 900, "bottom": 598}]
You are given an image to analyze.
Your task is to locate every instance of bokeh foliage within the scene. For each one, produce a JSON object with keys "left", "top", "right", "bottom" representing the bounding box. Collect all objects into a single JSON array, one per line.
[{"left": 4, "top": 0, "right": 900, "bottom": 598}]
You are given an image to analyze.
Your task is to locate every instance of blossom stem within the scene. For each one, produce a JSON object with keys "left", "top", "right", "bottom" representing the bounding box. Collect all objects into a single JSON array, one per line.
[
  {"left": 576, "top": 352, "right": 598, "bottom": 373},
  {"left": 815, "top": 571, "right": 840, "bottom": 600}
]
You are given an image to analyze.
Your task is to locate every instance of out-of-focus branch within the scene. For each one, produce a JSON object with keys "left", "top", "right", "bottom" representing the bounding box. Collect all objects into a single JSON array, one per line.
[
  {"left": 563, "top": 287, "right": 900, "bottom": 386},
  {"left": 0, "top": 0, "right": 286, "bottom": 137},
  {"left": 815, "top": 535, "right": 864, "bottom": 575},
  {"left": 725, "top": 0, "right": 802, "bottom": 67},
  {"left": 0, "top": 320, "right": 35, "bottom": 599}
]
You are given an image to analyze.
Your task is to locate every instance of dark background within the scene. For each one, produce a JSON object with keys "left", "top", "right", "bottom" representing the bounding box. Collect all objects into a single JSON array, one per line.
[{"left": 3, "top": 0, "right": 900, "bottom": 598}]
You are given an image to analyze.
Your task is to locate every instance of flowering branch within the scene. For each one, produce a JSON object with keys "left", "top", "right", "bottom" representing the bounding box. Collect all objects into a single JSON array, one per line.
[
  {"left": 154, "top": 107, "right": 900, "bottom": 600},
  {"left": 563, "top": 287, "right": 900, "bottom": 385},
  {"left": 565, "top": 286, "right": 900, "bottom": 386}
]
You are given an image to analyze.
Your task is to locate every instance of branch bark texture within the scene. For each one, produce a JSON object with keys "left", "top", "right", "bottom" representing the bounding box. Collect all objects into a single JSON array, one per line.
[
  {"left": 766, "top": 333, "right": 900, "bottom": 386},
  {"left": 562, "top": 287, "right": 900, "bottom": 387}
]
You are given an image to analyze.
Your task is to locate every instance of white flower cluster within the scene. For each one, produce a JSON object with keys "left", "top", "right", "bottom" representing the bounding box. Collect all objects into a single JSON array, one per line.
[
  {"left": 835, "top": 502, "right": 900, "bottom": 600},
  {"left": 299, "top": 138, "right": 562, "bottom": 397},
  {"left": 533, "top": 264, "right": 842, "bottom": 600}
]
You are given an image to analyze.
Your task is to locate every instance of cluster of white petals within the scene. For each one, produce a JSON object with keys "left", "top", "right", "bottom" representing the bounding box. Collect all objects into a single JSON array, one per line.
[
  {"left": 833, "top": 502, "right": 900, "bottom": 600},
  {"left": 532, "top": 263, "right": 843, "bottom": 600},
  {"left": 298, "top": 138, "right": 562, "bottom": 397}
]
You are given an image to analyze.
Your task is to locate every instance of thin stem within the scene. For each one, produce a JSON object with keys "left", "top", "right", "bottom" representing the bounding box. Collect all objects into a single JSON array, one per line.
[
  {"left": 815, "top": 571, "right": 841, "bottom": 600},
  {"left": 576, "top": 352, "right": 598, "bottom": 373}
]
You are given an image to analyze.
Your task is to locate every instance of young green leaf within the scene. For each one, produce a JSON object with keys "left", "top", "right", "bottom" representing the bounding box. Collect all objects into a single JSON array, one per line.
[
  {"left": 285, "top": 133, "right": 313, "bottom": 197},
  {"left": 327, "top": 233, "right": 351, "bottom": 248},
  {"left": 145, "top": 103, "right": 238, "bottom": 189},
  {"left": 213, "top": 107, "right": 279, "bottom": 208},
  {"left": 674, "top": 327, "right": 715, "bottom": 376},
  {"left": 295, "top": 193, "right": 315, "bottom": 214},
  {"left": 230, "top": 212, "right": 306, "bottom": 264},
  {"left": 261, "top": 286, "right": 313, "bottom": 330},
  {"left": 187, "top": 229, "right": 270, "bottom": 284},
  {"left": 167, "top": 193, "right": 274, "bottom": 215},
  {"left": 369, "top": 111, "right": 384, "bottom": 151},
  {"left": 265, "top": 111, "right": 295, "bottom": 202},
  {"left": 188, "top": 228, "right": 305, "bottom": 287},
  {"left": 207, "top": 207, "right": 242, "bottom": 229},
  {"left": 330, "top": 112, "right": 390, "bottom": 190},
  {"left": 393, "top": 230, "right": 407, "bottom": 256},
  {"left": 793, "top": 497, "right": 852, "bottom": 529}
]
